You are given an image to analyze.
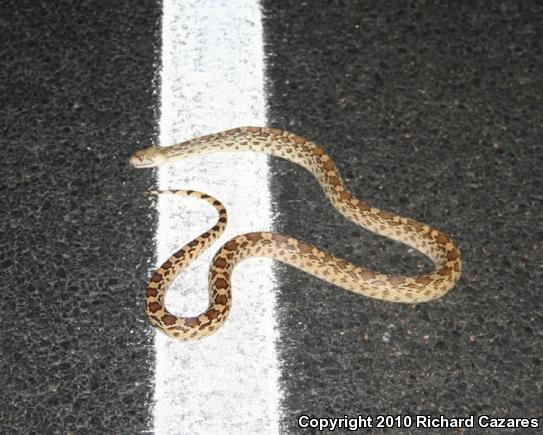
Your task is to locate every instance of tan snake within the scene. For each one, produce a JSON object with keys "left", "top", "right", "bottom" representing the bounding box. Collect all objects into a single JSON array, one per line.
[{"left": 130, "top": 127, "right": 462, "bottom": 340}]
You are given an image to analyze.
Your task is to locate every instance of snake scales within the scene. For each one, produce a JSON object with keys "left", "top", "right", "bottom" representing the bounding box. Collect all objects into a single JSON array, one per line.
[{"left": 130, "top": 127, "right": 461, "bottom": 340}]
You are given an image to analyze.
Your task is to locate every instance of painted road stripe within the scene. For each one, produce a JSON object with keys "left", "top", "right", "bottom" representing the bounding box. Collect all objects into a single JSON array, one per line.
[{"left": 154, "top": 0, "right": 279, "bottom": 433}]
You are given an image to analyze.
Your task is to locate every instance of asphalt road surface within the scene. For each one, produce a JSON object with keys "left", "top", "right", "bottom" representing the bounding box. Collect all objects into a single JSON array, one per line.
[{"left": 1, "top": 0, "right": 541, "bottom": 433}]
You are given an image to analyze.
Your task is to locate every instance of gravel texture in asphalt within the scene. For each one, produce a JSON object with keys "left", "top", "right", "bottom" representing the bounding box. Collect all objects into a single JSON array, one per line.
[{"left": 1, "top": 1, "right": 541, "bottom": 433}]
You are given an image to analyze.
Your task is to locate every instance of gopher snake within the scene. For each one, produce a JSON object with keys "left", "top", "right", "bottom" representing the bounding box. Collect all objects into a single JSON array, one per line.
[{"left": 130, "top": 127, "right": 461, "bottom": 340}]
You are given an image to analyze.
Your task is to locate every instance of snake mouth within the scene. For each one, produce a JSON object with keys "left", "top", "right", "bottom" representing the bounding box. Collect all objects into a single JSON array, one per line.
[
  {"left": 129, "top": 155, "right": 155, "bottom": 168},
  {"left": 129, "top": 147, "right": 166, "bottom": 168}
]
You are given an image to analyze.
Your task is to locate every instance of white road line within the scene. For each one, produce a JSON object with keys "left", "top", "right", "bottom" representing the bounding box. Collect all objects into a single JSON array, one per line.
[{"left": 153, "top": 1, "right": 280, "bottom": 434}]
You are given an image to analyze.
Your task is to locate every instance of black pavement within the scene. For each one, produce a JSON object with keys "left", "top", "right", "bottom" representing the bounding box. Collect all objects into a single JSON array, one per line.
[{"left": 1, "top": 0, "right": 541, "bottom": 433}]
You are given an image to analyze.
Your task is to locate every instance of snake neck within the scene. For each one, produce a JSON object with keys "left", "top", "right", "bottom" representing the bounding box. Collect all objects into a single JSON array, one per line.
[{"left": 160, "top": 127, "right": 322, "bottom": 169}]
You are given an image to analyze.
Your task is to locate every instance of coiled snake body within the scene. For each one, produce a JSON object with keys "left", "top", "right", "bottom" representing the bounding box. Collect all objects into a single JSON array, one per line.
[{"left": 130, "top": 127, "right": 461, "bottom": 340}]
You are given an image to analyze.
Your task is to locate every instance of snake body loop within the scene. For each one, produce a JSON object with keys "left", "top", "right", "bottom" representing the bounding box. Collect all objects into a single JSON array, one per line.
[{"left": 130, "top": 127, "right": 462, "bottom": 340}]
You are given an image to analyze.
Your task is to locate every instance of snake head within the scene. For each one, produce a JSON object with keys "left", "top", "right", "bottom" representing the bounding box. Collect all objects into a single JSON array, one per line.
[{"left": 129, "top": 147, "right": 167, "bottom": 168}]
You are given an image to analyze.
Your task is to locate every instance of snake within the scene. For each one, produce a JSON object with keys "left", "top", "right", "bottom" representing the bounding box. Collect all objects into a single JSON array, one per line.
[{"left": 130, "top": 127, "right": 462, "bottom": 340}]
